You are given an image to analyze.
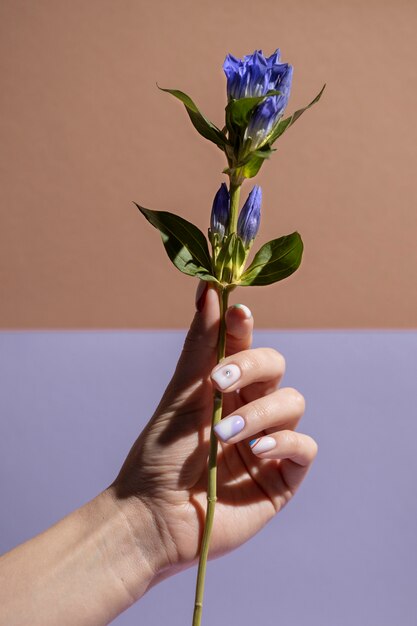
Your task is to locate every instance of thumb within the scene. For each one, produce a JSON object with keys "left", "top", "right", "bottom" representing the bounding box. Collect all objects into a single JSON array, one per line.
[{"left": 172, "top": 281, "right": 221, "bottom": 386}]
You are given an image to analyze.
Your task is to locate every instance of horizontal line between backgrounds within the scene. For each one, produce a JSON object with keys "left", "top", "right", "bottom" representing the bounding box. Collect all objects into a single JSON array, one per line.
[{"left": 0, "top": 328, "right": 416, "bottom": 335}]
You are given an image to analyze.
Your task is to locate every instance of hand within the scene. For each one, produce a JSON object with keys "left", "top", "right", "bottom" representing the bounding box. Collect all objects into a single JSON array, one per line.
[
  {"left": 0, "top": 282, "right": 318, "bottom": 626},
  {"left": 112, "top": 282, "right": 318, "bottom": 582}
]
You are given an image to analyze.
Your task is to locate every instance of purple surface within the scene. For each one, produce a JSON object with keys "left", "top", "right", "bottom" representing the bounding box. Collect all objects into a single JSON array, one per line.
[{"left": 1, "top": 330, "right": 416, "bottom": 625}]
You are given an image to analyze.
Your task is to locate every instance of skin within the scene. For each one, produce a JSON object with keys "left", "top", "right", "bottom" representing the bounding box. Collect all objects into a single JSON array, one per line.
[{"left": 0, "top": 282, "right": 318, "bottom": 625}]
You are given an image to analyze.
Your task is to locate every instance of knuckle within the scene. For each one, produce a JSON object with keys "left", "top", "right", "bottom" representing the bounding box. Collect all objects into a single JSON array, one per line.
[
  {"left": 269, "top": 348, "right": 286, "bottom": 374},
  {"left": 253, "top": 400, "right": 272, "bottom": 423},
  {"left": 279, "top": 430, "right": 298, "bottom": 449},
  {"left": 241, "top": 350, "right": 262, "bottom": 373},
  {"left": 239, "top": 347, "right": 286, "bottom": 377},
  {"left": 282, "top": 387, "right": 306, "bottom": 416}
]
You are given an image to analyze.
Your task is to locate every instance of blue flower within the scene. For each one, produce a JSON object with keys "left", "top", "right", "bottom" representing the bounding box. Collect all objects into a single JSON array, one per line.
[
  {"left": 223, "top": 50, "right": 293, "bottom": 151},
  {"left": 210, "top": 183, "right": 230, "bottom": 241},
  {"left": 237, "top": 185, "right": 262, "bottom": 247}
]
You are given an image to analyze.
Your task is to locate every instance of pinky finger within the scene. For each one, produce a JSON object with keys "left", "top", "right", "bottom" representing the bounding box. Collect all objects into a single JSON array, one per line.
[
  {"left": 249, "top": 430, "right": 318, "bottom": 467},
  {"left": 249, "top": 430, "right": 318, "bottom": 497}
]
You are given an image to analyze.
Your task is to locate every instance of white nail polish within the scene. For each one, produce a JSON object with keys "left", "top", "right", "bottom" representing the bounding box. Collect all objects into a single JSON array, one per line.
[
  {"left": 214, "top": 415, "right": 245, "bottom": 442},
  {"left": 211, "top": 363, "right": 241, "bottom": 390},
  {"left": 249, "top": 436, "right": 276, "bottom": 454},
  {"left": 233, "top": 304, "right": 252, "bottom": 319}
]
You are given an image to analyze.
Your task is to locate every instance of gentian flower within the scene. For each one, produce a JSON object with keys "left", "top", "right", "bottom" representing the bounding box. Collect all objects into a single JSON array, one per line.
[
  {"left": 210, "top": 183, "right": 230, "bottom": 241},
  {"left": 223, "top": 50, "right": 293, "bottom": 151},
  {"left": 237, "top": 185, "right": 262, "bottom": 247}
]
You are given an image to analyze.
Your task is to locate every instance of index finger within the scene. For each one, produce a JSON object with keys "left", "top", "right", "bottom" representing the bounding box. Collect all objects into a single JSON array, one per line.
[{"left": 224, "top": 303, "right": 253, "bottom": 356}]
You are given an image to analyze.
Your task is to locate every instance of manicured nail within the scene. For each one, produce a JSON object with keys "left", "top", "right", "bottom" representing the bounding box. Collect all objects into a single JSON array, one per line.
[
  {"left": 249, "top": 437, "right": 277, "bottom": 454},
  {"left": 233, "top": 304, "right": 252, "bottom": 319},
  {"left": 214, "top": 415, "right": 245, "bottom": 442},
  {"left": 195, "top": 281, "right": 208, "bottom": 311},
  {"left": 211, "top": 363, "right": 241, "bottom": 390}
]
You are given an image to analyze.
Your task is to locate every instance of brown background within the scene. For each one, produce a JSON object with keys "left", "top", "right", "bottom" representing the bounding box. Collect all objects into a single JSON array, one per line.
[{"left": 0, "top": 0, "right": 416, "bottom": 329}]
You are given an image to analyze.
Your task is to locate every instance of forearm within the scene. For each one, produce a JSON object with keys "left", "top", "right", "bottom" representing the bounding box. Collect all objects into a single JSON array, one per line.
[{"left": 0, "top": 488, "right": 166, "bottom": 626}]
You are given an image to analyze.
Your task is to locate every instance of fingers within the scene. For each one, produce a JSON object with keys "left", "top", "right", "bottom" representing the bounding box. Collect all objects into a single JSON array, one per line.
[
  {"left": 181, "top": 282, "right": 254, "bottom": 364},
  {"left": 167, "top": 280, "right": 255, "bottom": 391},
  {"left": 246, "top": 430, "right": 318, "bottom": 502},
  {"left": 248, "top": 430, "right": 318, "bottom": 466},
  {"left": 224, "top": 304, "right": 253, "bottom": 355},
  {"left": 194, "top": 280, "right": 255, "bottom": 357},
  {"left": 213, "top": 386, "right": 305, "bottom": 444},
  {"left": 210, "top": 347, "right": 286, "bottom": 395}
]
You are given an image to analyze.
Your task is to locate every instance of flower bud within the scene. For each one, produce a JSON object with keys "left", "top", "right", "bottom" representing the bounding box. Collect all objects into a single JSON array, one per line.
[
  {"left": 237, "top": 186, "right": 262, "bottom": 247},
  {"left": 210, "top": 183, "right": 230, "bottom": 241}
]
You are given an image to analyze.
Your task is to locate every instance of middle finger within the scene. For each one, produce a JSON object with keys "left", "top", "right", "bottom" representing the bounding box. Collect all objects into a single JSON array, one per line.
[{"left": 213, "top": 386, "right": 305, "bottom": 444}]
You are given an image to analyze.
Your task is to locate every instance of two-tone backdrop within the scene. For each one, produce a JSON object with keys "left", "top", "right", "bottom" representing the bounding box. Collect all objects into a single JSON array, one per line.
[{"left": 1, "top": 1, "right": 416, "bottom": 625}]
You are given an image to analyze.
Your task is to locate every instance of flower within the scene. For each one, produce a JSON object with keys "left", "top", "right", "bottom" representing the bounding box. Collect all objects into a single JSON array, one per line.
[
  {"left": 223, "top": 49, "right": 289, "bottom": 100},
  {"left": 237, "top": 185, "right": 262, "bottom": 247},
  {"left": 210, "top": 183, "right": 230, "bottom": 241},
  {"left": 223, "top": 49, "right": 293, "bottom": 151}
]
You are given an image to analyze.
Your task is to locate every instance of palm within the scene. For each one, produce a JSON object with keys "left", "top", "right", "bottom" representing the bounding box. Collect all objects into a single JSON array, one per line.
[
  {"left": 126, "top": 360, "right": 288, "bottom": 566},
  {"left": 115, "top": 287, "right": 314, "bottom": 571}
]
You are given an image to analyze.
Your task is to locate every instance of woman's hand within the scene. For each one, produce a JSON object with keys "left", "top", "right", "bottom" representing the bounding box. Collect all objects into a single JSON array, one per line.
[
  {"left": 112, "top": 282, "right": 318, "bottom": 584},
  {"left": 0, "top": 282, "right": 318, "bottom": 626}
]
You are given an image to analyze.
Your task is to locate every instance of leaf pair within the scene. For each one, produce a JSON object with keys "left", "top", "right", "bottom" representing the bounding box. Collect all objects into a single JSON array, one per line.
[
  {"left": 159, "top": 83, "right": 326, "bottom": 181},
  {"left": 135, "top": 204, "right": 303, "bottom": 287}
]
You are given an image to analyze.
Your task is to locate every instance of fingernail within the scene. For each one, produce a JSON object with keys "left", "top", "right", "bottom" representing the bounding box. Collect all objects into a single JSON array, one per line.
[
  {"left": 214, "top": 415, "right": 245, "bottom": 442},
  {"left": 232, "top": 304, "right": 252, "bottom": 319},
  {"left": 211, "top": 363, "right": 241, "bottom": 390},
  {"left": 195, "top": 281, "right": 209, "bottom": 311},
  {"left": 249, "top": 437, "right": 277, "bottom": 454}
]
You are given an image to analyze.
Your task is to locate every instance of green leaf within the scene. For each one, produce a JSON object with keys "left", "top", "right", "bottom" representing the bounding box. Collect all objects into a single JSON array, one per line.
[
  {"left": 158, "top": 86, "right": 228, "bottom": 150},
  {"left": 233, "top": 235, "right": 246, "bottom": 271},
  {"left": 225, "top": 91, "right": 282, "bottom": 129},
  {"left": 135, "top": 203, "right": 218, "bottom": 282},
  {"left": 227, "top": 149, "right": 271, "bottom": 179},
  {"left": 267, "top": 84, "right": 326, "bottom": 146},
  {"left": 239, "top": 232, "right": 303, "bottom": 286},
  {"left": 240, "top": 155, "right": 265, "bottom": 179},
  {"left": 215, "top": 233, "right": 233, "bottom": 270}
]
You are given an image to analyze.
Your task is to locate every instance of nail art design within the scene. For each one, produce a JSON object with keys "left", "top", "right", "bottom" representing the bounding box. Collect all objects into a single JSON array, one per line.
[
  {"left": 214, "top": 415, "right": 245, "bottom": 442},
  {"left": 249, "top": 436, "right": 277, "bottom": 454},
  {"left": 211, "top": 363, "right": 241, "bottom": 390},
  {"left": 233, "top": 304, "right": 252, "bottom": 319}
]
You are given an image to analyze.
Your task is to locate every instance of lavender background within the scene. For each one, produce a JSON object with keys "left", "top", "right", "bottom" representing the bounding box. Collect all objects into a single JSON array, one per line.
[{"left": 1, "top": 330, "right": 416, "bottom": 625}]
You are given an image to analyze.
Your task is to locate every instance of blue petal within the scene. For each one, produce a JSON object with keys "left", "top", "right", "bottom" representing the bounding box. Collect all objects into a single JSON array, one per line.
[
  {"left": 266, "top": 49, "right": 281, "bottom": 65},
  {"left": 223, "top": 53, "right": 241, "bottom": 78},
  {"left": 224, "top": 49, "right": 293, "bottom": 104}
]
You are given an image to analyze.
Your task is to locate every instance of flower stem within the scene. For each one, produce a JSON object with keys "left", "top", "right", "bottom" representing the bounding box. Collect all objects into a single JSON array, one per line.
[
  {"left": 192, "top": 285, "right": 229, "bottom": 626},
  {"left": 229, "top": 182, "right": 241, "bottom": 234}
]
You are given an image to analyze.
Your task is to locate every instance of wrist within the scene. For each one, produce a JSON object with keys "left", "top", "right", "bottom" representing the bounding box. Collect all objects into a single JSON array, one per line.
[{"left": 101, "top": 486, "right": 174, "bottom": 597}]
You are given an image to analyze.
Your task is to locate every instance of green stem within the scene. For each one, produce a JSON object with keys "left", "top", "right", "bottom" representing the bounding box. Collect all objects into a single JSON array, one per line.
[
  {"left": 229, "top": 182, "right": 241, "bottom": 234},
  {"left": 192, "top": 285, "right": 229, "bottom": 626}
]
